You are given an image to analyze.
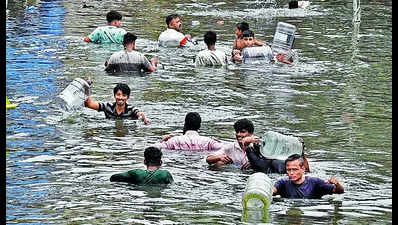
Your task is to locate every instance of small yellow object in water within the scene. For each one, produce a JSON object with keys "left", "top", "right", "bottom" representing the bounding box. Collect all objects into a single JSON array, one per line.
[{"left": 6, "top": 97, "right": 18, "bottom": 109}]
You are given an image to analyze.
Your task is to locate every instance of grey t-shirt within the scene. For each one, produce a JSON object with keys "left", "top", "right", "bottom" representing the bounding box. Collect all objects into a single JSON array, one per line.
[{"left": 105, "top": 50, "right": 152, "bottom": 73}]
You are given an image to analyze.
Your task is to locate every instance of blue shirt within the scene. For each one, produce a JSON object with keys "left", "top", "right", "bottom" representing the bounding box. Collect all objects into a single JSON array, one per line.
[{"left": 274, "top": 176, "right": 334, "bottom": 199}]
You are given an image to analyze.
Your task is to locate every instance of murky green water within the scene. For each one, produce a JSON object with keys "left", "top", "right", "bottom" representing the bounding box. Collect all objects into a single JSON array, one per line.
[{"left": 6, "top": 0, "right": 391, "bottom": 224}]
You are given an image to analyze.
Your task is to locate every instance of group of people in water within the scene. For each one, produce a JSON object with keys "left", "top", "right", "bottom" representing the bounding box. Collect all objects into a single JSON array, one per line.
[{"left": 82, "top": 8, "right": 344, "bottom": 199}]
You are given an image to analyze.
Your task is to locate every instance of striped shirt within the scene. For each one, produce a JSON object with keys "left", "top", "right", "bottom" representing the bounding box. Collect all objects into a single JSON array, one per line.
[
  {"left": 97, "top": 102, "right": 139, "bottom": 119},
  {"left": 195, "top": 49, "right": 228, "bottom": 67},
  {"left": 105, "top": 50, "right": 152, "bottom": 73}
]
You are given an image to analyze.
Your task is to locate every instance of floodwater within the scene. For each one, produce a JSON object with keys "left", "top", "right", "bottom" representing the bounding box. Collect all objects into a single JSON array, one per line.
[{"left": 6, "top": 0, "right": 391, "bottom": 224}]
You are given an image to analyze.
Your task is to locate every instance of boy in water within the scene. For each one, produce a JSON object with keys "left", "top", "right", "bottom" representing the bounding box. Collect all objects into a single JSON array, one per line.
[
  {"left": 84, "top": 10, "right": 127, "bottom": 44},
  {"left": 85, "top": 83, "right": 150, "bottom": 124},
  {"left": 104, "top": 32, "right": 158, "bottom": 73},
  {"left": 232, "top": 22, "right": 265, "bottom": 60},
  {"left": 110, "top": 147, "right": 174, "bottom": 185},
  {"left": 234, "top": 29, "right": 293, "bottom": 64},
  {"left": 158, "top": 14, "right": 192, "bottom": 47},
  {"left": 195, "top": 31, "right": 228, "bottom": 67}
]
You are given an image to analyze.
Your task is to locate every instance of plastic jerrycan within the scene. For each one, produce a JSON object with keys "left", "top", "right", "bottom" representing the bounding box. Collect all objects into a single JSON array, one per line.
[
  {"left": 271, "top": 22, "right": 296, "bottom": 54},
  {"left": 241, "top": 172, "right": 273, "bottom": 222},
  {"left": 259, "top": 131, "right": 303, "bottom": 160},
  {"left": 57, "top": 78, "right": 91, "bottom": 111}
]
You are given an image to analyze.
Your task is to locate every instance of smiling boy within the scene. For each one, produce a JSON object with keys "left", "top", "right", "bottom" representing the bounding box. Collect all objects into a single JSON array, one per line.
[{"left": 84, "top": 83, "right": 150, "bottom": 124}]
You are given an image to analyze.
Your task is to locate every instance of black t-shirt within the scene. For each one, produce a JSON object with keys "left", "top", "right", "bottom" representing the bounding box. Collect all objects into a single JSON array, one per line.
[{"left": 98, "top": 102, "right": 139, "bottom": 119}]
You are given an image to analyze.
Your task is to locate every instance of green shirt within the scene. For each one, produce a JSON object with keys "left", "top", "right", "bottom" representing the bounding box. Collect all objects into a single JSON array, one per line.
[
  {"left": 110, "top": 168, "right": 174, "bottom": 185},
  {"left": 88, "top": 25, "right": 127, "bottom": 44}
]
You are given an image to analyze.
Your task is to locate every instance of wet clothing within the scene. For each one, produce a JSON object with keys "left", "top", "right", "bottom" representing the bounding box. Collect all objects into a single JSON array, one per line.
[
  {"left": 241, "top": 45, "right": 274, "bottom": 63},
  {"left": 246, "top": 146, "right": 286, "bottom": 174},
  {"left": 158, "top": 28, "right": 191, "bottom": 47},
  {"left": 105, "top": 50, "right": 152, "bottom": 73},
  {"left": 195, "top": 49, "right": 228, "bottom": 67},
  {"left": 110, "top": 168, "right": 174, "bottom": 185},
  {"left": 97, "top": 102, "right": 139, "bottom": 119},
  {"left": 153, "top": 130, "right": 224, "bottom": 151},
  {"left": 87, "top": 25, "right": 127, "bottom": 44},
  {"left": 209, "top": 141, "right": 249, "bottom": 169},
  {"left": 274, "top": 176, "right": 334, "bottom": 199}
]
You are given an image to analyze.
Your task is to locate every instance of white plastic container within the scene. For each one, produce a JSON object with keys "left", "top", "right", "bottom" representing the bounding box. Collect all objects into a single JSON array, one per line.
[
  {"left": 241, "top": 172, "right": 273, "bottom": 222},
  {"left": 271, "top": 22, "right": 296, "bottom": 54},
  {"left": 259, "top": 131, "right": 303, "bottom": 160},
  {"left": 56, "top": 78, "right": 91, "bottom": 111}
]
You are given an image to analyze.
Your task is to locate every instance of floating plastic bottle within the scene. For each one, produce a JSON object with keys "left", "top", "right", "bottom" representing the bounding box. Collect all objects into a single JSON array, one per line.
[
  {"left": 271, "top": 22, "right": 296, "bottom": 54},
  {"left": 241, "top": 172, "right": 273, "bottom": 222},
  {"left": 56, "top": 78, "right": 91, "bottom": 111},
  {"left": 259, "top": 131, "right": 303, "bottom": 160}
]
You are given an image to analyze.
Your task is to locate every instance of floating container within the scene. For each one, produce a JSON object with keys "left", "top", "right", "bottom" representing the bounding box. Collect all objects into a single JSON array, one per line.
[
  {"left": 271, "top": 22, "right": 296, "bottom": 54},
  {"left": 259, "top": 131, "right": 303, "bottom": 160},
  {"left": 56, "top": 78, "right": 91, "bottom": 111},
  {"left": 241, "top": 172, "right": 273, "bottom": 222}
]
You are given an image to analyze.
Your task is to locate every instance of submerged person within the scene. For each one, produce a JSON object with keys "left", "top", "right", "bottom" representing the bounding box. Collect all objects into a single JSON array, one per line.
[
  {"left": 104, "top": 32, "right": 158, "bottom": 73},
  {"left": 206, "top": 118, "right": 255, "bottom": 169},
  {"left": 232, "top": 22, "right": 265, "bottom": 54},
  {"left": 233, "top": 29, "right": 294, "bottom": 64},
  {"left": 153, "top": 112, "right": 224, "bottom": 150},
  {"left": 83, "top": 10, "right": 127, "bottom": 44},
  {"left": 273, "top": 154, "right": 344, "bottom": 198},
  {"left": 110, "top": 147, "right": 174, "bottom": 185},
  {"left": 158, "top": 14, "right": 192, "bottom": 47},
  {"left": 241, "top": 133, "right": 310, "bottom": 174},
  {"left": 195, "top": 31, "right": 228, "bottom": 67},
  {"left": 84, "top": 83, "right": 150, "bottom": 124}
]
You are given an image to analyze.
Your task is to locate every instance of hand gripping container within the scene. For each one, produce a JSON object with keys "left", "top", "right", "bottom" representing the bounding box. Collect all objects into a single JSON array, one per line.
[
  {"left": 259, "top": 131, "right": 303, "bottom": 160},
  {"left": 271, "top": 22, "right": 296, "bottom": 54},
  {"left": 56, "top": 78, "right": 91, "bottom": 111},
  {"left": 241, "top": 172, "right": 273, "bottom": 222}
]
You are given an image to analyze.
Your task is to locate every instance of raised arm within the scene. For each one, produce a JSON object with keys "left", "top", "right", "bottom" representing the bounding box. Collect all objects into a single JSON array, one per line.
[{"left": 85, "top": 96, "right": 99, "bottom": 111}]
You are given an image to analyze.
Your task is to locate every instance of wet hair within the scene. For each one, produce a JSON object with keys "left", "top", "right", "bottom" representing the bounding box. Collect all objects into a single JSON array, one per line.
[
  {"left": 233, "top": 119, "right": 254, "bottom": 134},
  {"left": 144, "top": 147, "right": 162, "bottom": 166},
  {"left": 113, "top": 83, "right": 131, "bottom": 97},
  {"left": 289, "top": 1, "right": 299, "bottom": 9},
  {"left": 106, "top": 10, "right": 122, "bottom": 23},
  {"left": 285, "top": 154, "right": 305, "bottom": 167},
  {"left": 236, "top": 22, "right": 249, "bottom": 32},
  {"left": 183, "top": 112, "right": 201, "bottom": 134},
  {"left": 204, "top": 31, "right": 217, "bottom": 47},
  {"left": 123, "top": 32, "right": 137, "bottom": 46},
  {"left": 242, "top": 29, "right": 254, "bottom": 38},
  {"left": 166, "top": 14, "right": 180, "bottom": 27}
]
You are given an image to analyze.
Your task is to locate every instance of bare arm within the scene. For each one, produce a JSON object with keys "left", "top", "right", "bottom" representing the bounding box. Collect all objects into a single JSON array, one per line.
[
  {"left": 326, "top": 176, "right": 344, "bottom": 194},
  {"left": 147, "top": 57, "right": 158, "bottom": 73},
  {"left": 206, "top": 154, "right": 232, "bottom": 165},
  {"left": 85, "top": 96, "right": 99, "bottom": 110},
  {"left": 254, "top": 39, "right": 265, "bottom": 46},
  {"left": 137, "top": 112, "right": 151, "bottom": 125}
]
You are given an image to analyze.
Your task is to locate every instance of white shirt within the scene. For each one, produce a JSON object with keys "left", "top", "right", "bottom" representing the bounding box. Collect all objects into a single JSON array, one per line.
[
  {"left": 195, "top": 49, "right": 228, "bottom": 67},
  {"left": 158, "top": 28, "right": 187, "bottom": 47}
]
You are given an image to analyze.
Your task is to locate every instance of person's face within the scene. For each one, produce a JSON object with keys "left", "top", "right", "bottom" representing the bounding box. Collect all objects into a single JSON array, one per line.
[
  {"left": 235, "top": 129, "right": 252, "bottom": 149},
  {"left": 170, "top": 17, "right": 182, "bottom": 31},
  {"left": 111, "top": 20, "right": 122, "bottom": 27},
  {"left": 286, "top": 160, "right": 306, "bottom": 183},
  {"left": 235, "top": 27, "right": 242, "bottom": 37},
  {"left": 114, "top": 90, "right": 129, "bottom": 107},
  {"left": 243, "top": 36, "right": 254, "bottom": 47}
]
